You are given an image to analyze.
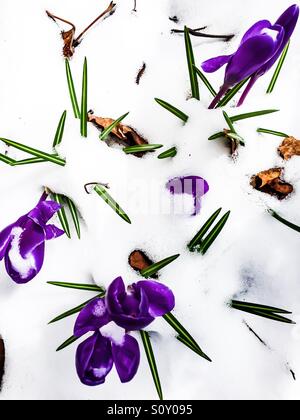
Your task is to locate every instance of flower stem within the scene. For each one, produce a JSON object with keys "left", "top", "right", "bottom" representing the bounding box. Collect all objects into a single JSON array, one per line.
[
  {"left": 73, "top": 2, "right": 116, "bottom": 46},
  {"left": 237, "top": 76, "right": 258, "bottom": 107},
  {"left": 208, "top": 85, "right": 229, "bottom": 109}
]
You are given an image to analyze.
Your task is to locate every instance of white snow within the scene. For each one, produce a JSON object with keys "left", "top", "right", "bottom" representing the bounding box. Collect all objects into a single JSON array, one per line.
[
  {"left": 0, "top": 0, "right": 300, "bottom": 400},
  {"left": 8, "top": 227, "right": 35, "bottom": 280}
]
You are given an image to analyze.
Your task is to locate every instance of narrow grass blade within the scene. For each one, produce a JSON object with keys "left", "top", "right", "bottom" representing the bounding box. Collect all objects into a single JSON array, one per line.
[
  {"left": 231, "top": 109, "right": 279, "bottom": 123},
  {"left": 53, "top": 111, "right": 67, "bottom": 148},
  {"left": 163, "top": 312, "right": 211, "bottom": 362},
  {"left": 231, "top": 300, "right": 292, "bottom": 314},
  {"left": 12, "top": 157, "right": 49, "bottom": 166},
  {"left": 176, "top": 335, "right": 211, "bottom": 361},
  {"left": 158, "top": 147, "right": 177, "bottom": 159},
  {"left": 269, "top": 209, "right": 300, "bottom": 233},
  {"left": 257, "top": 128, "right": 289, "bottom": 138},
  {"left": 184, "top": 26, "right": 200, "bottom": 100},
  {"left": 47, "top": 281, "right": 105, "bottom": 292},
  {"left": 100, "top": 112, "right": 129, "bottom": 141},
  {"left": 188, "top": 208, "right": 222, "bottom": 251},
  {"left": 223, "top": 111, "right": 236, "bottom": 133},
  {"left": 200, "top": 211, "right": 231, "bottom": 255},
  {"left": 247, "top": 311, "right": 294, "bottom": 324},
  {"left": 94, "top": 185, "right": 131, "bottom": 224},
  {"left": 65, "top": 59, "right": 80, "bottom": 119},
  {"left": 49, "top": 294, "right": 105, "bottom": 324},
  {"left": 140, "top": 331, "right": 163, "bottom": 400},
  {"left": 66, "top": 197, "right": 81, "bottom": 239},
  {"left": 208, "top": 131, "right": 225, "bottom": 141},
  {"left": 124, "top": 144, "right": 163, "bottom": 154},
  {"left": 0, "top": 154, "right": 15, "bottom": 165},
  {"left": 231, "top": 301, "right": 294, "bottom": 324},
  {"left": 217, "top": 78, "right": 249, "bottom": 108},
  {"left": 141, "top": 254, "right": 180, "bottom": 278},
  {"left": 0, "top": 138, "right": 66, "bottom": 166},
  {"left": 80, "top": 58, "right": 88, "bottom": 137},
  {"left": 155, "top": 98, "right": 189, "bottom": 123},
  {"left": 222, "top": 111, "right": 245, "bottom": 145},
  {"left": 194, "top": 66, "right": 217, "bottom": 97},
  {"left": 226, "top": 132, "right": 245, "bottom": 144},
  {"left": 56, "top": 335, "right": 79, "bottom": 352},
  {"left": 53, "top": 194, "right": 71, "bottom": 238},
  {"left": 267, "top": 41, "right": 290, "bottom": 94}
]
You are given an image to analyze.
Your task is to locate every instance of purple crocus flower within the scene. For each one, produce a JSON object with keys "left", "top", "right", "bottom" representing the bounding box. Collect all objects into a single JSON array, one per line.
[
  {"left": 167, "top": 176, "right": 209, "bottom": 216},
  {"left": 202, "top": 5, "right": 299, "bottom": 108},
  {"left": 74, "top": 277, "right": 175, "bottom": 386},
  {"left": 106, "top": 277, "right": 175, "bottom": 330},
  {"left": 0, "top": 193, "right": 64, "bottom": 284}
]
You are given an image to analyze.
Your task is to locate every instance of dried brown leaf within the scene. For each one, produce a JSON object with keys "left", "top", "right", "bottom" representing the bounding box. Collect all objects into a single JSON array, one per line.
[
  {"left": 223, "top": 129, "right": 239, "bottom": 158},
  {"left": 88, "top": 112, "right": 148, "bottom": 157},
  {"left": 62, "top": 28, "right": 76, "bottom": 59},
  {"left": 129, "top": 250, "right": 158, "bottom": 278},
  {"left": 278, "top": 136, "right": 300, "bottom": 160},
  {"left": 250, "top": 168, "right": 293, "bottom": 200},
  {"left": 0, "top": 337, "right": 4, "bottom": 391},
  {"left": 129, "top": 250, "right": 153, "bottom": 272}
]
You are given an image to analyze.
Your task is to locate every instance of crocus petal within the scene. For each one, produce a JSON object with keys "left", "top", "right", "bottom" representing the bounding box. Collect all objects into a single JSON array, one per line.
[
  {"left": 44, "top": 224, "right": 65, "bottom": 240},
  {"left": 4, "top": 222, "right": 45, "bottom": 284},
  {"left": 74, "top": 298, "right": 111, "bottom": 338},
  {"left": 18, "top": 220, "right": 45, "bottom": 258},
  {"left": 5, "top": 241, "right": 45, "bottom": 284},
  {"left": 107, "top": 279, "right": 154, "bottom": 331},
  {"left": 110, "top": 311, "right": 154, "bottom": 331},
  {"left": 106, "top": 276, "right": 127, "bottom": 315},
  {"left": 237, "top": 75, "right": 259, "bottom": 107},
  {"left": 137, "top": 281, "right": 175, "bottom": 317},
  {"left": 225, "top": 29, "right": 284, "bottom": 86},
  {"left": 260, "top": 6, "right": 299, "bottom": 75},
  {"left": 0, "top": 224, "right": 13, "bottom": 261},
  {"left": 76, "top": 332, "right": 113, "bottom": 386},
  {"left": 240, "top": 20, "right": 272, "bottom": 44},
  {"left": 201, "top": 55, "right": 232, "bottom": 73},
  {"left": 276, "top": 4, "right": 299, "bottom": 42},
  {"left": 167, "top": 176, "right": 209, "bottom": 216},
  {"left": 167, "top": 176, "right": 209, "bottom": 198},
  {"left": 112, "top": 334, "right": 140, "bottom": 383},
  {"left": 0, "top": 214, "right": 29, "bottom": 260},
  {"left": 28, "top": 200, "right": 61, "bottom": 227}
]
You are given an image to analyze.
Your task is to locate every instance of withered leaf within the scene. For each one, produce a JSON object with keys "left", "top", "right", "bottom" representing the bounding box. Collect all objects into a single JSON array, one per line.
[
  {"left": 221, "top": 129, "right": 239, "bottom": 158},
  {"left": 0, "top": 337, "right": 4, "bottom": 391},
  {"left": 129, "top": 250, "right": 158, "bottom": 278},
  {"left": 62, "top": 28, "right": 76, "bottom": 59},
  {"left": 88, "top": 112, "right": 148, "bottom": 157},
  {"left": 46, "top": 2, "right": 116, "bottom": 59},
  {"left": 251, "top": 168, "right": 293, "bottom": 200},
  {"left": 278, "top": 137, "right": 300, "bottom": 160}
]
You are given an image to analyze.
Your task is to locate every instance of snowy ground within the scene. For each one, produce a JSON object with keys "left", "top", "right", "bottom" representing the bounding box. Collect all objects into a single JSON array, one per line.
[{"left": 0, "top": 0, "right": 300, "bottom": 400}]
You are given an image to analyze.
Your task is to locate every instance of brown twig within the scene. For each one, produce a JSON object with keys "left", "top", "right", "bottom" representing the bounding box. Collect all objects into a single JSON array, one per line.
[
  {"left": 172, "top": 26, "right": 234, "bottom": 42},
  {"left": 244, "top": 321, "right": 268, "bottom": 347},
  {"left": 136, "top": 63, "right": 146, "bottom": 85},
  {"left": 84, "top": 182, "right": 110, "bottom": 194},
  {"left": 74, "top": 1, "right": 116, "bottom": 45},
  {"left": 46, "top": 10, "right": 76, "bottom": 31},
  {"left": 133, "top": 0, "right": 137, "bottom": 12}
]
